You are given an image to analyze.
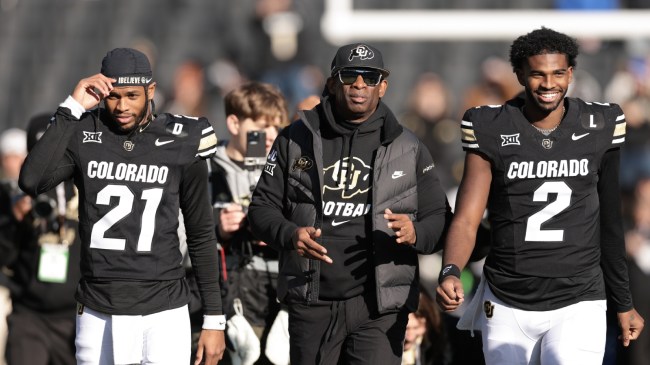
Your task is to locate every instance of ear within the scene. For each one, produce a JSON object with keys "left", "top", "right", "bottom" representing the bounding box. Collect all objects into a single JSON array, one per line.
[
  {"left": 515, "top": 69, "right": 525, "bottom": 87},
  {"left": 147, "top": 82, "right": 156, "bottom": 100},
  {"left": 378, "top": 79, "right": 388, "bottom": 98},
  {"left": 567, "top": 66, "right": 574, "bottom": 84},
  {"left": 226, "top": 114, "right": 240, "bottom": 136}
]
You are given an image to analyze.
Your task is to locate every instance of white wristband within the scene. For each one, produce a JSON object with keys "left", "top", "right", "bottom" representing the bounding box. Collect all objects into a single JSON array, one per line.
[
  {"left": 202, "top": 314, "right": 227, "bottom": 330},
  {"left": 60, "top": 95, "right": 86, "bottom": 120}
]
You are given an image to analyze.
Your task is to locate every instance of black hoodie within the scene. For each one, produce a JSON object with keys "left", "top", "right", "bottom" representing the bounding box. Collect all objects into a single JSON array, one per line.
[{"left": 318, "top": 98, "right": 387, "bottom": 299}]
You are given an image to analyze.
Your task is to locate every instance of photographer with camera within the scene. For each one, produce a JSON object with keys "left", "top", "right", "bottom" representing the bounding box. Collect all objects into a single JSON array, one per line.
[
  {"left": 0, "top": 127, "right": 30, "bottom": 365},
  {"left": 207, "top": 82, "right": 289, "bottom": 364},
  {"left": 0, "top": 115, "right": 82, "bottom": 365}
]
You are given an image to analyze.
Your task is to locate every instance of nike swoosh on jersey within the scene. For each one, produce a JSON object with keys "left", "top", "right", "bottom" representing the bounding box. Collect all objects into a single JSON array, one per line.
[
  {"left": 155, "top": 138, "right": 174, "bottom": 146},
  {"left": 571, "top": 133, "right": 589, "bottom": 141},
  {"left": 331, "top": 219, "right": 351, "bottom": 226},
  {"left": 391, "top": 171, "right": 406, "bottom": 179}
]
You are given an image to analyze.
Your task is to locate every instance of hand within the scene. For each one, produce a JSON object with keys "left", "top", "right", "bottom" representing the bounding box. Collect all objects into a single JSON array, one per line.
[
  {"left": 194, "top": 329, "right": 225, "bottom": 365},
  {"left": 618, "top": 308, "right": 645, "bottom": 347},
  {"left": 384, "top": 208, "right": 416, "bottom": 245},
  {"left": 71, "top": 73, "right": 115, "bottom": 110},
  {"left": 435, "top": 276, "right": 465, "bottom": 312},
  {"left": 12, "top": 195, "right": 32, "bottom": 222},
  {"left": 218, "top": 204, "right": 246, "bottom": 241},
  {"left": 291, "top": 227, "right": 332, "bottom": 264}
]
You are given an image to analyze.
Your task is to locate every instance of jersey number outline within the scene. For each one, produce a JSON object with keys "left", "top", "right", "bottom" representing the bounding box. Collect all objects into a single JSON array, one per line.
[
  {"left": 90, "top": 184, "right": 163, "bottom": 251},
  {"left": 524, "top": 181, "right": 571, "bottom": 242}
]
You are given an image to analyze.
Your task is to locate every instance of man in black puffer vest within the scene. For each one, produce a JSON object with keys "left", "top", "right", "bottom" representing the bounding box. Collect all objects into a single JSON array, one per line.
[{"left": 248, "top": 43, "right": 452, "bottom": 365}]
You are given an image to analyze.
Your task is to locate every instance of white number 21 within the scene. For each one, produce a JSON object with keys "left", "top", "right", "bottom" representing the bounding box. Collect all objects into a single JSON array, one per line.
[{"left": 90, "top": 184, "right": 163, "bottom": 251}]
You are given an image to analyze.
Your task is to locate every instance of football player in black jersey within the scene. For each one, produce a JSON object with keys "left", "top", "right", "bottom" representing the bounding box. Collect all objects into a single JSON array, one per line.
[
  {"left": 436, "top": 28, "right": 644, "bottom": 364},
  {"left": 19, "top": 48, "right": 225, "bottom": 365}
]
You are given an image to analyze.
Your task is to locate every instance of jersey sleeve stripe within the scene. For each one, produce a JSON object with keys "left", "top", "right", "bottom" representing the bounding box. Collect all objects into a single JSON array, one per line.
[
  {"left": 461, "top": 119, "right": 478, "bottom": 149},
  {"left": 196, "top": 146, "right": 218, "bottom": 158},
  {"left": 612, "top": 120, "right": 626, "bottom": 145},
  {"left": 202, "top": 126, "right": 214, "bottom": 135},
  {"left": 615, "top": 114, "right": 625, "bottom": 122},
  {"left": 198, "top": 134, "right": 218, "bottom": 152}
]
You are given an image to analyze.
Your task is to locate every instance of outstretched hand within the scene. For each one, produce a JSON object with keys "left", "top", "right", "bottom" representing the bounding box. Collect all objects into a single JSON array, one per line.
[
  {"left": 71, "top": 73, "right": 115, "bottom": 110},
  {"left": 292, "top": 227, "right": 332, "bottom": 264},
  {"left": 618, "top": 308, "right": 645, "bottom": 347},
  {"left": 384, "top": 208, "right": 416, "bottom": 245}
]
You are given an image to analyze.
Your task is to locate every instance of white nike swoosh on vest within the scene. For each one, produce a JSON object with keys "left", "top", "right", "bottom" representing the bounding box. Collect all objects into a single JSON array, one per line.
[{"left": 155, "top": 138, "right": 174, "bottom": 146}]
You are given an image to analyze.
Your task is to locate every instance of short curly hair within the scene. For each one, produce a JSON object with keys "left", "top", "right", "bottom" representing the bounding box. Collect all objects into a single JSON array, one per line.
[{"left": 509, "top": 27, "right": 579, "bottom": 71}]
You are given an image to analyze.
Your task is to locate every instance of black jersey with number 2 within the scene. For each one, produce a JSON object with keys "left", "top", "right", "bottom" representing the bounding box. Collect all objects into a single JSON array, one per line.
[
  {"left": 20, "top": 104, "right": 221, "bottom": 315},
  {"left": 461, "top": 97, "right": 631, "bottom": 311}
]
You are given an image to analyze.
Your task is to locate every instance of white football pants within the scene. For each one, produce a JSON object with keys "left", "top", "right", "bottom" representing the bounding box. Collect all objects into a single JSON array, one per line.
[
  {"left": 480, "top": 284, "right": 607, "bottom": 365},
  {"left": 76, "top": 304, "right": 191, "bottom": 365}
]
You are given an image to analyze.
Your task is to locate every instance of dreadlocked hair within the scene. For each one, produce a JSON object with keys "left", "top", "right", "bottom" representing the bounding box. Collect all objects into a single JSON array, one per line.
[{"left": 509, "top": 27, "right": 579, "bottom": 72}]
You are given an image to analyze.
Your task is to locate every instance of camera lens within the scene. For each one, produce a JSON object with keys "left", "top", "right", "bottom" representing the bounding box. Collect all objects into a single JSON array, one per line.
[{"left": 33, "top": 196, "right": 56, "bottom": 219}]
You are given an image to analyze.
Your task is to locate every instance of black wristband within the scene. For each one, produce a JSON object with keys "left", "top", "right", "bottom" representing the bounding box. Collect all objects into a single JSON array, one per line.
[{"left": 438, "top": 264, "right": 461, "bottom": 284}]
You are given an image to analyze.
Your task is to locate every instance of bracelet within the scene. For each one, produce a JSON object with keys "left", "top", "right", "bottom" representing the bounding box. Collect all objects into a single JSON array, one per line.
[{"left": 438, "top": 263, "right": 461, "bottom": 284}]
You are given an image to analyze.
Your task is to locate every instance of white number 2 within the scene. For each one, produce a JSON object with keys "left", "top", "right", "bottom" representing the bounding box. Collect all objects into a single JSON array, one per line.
[
  {"left": 90, "top": 184, "right": 163, "bottom": 251},
  {"left": 524, "top": 181, "right": 571, "bottom": 242}
]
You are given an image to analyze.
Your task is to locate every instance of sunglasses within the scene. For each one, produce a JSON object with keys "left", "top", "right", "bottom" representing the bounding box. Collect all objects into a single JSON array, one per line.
[{"left": 337, "top": 69, "right": 383, "bottom": 86}]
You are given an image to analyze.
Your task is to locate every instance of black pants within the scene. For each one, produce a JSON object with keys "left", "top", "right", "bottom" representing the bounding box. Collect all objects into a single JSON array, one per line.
[
  {"left": 6, "top": 307, "right": 76, "bottom": 365},
  {"left": 288, "top": 293, "right": 409, "bottom": 365}
]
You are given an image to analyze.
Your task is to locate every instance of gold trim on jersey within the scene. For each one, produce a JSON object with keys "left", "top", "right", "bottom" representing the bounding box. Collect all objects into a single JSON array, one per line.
[
  {"left": 198, "top": 134, "right": 217, "bottom": 151},
  {"left": 613, "top": 120, "right": 626, "bottom": 145}
]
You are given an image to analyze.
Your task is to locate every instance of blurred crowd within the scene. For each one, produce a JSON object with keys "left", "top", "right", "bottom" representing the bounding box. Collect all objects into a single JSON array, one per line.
[{"left": 1, "top": 1, "right": 650, "bottom": 365}]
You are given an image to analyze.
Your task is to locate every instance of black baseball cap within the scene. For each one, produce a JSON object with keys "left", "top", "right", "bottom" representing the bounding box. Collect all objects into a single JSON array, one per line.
[
  {"left": 101, "top": 48, "right": 153, "bottom": 87},
  {"left": 330, "top": 43, "right": 389, "bottom": 77}
]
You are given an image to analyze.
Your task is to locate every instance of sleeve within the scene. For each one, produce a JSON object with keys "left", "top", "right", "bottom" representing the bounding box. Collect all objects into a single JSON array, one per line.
[
  {"left": 194, "top": 117, "right": 218, "bottom": 160},
  {"left": 598, "top": 147, "right": 633, "bottom": 312},
  {"left": 248, "top": 128, "right": 299, "bottom": 251},
  {"left": 611, "top": 105, "right": 626, "bottom": 146},
  {"left": 460, "top": 108, "right": 480, "bottom": 151},
  {"left": 180, "top": 159, "right": 223, "bottom": 315},
  {"left": 19, "top": 97, "right": 80, "bottom": 196},
  {"left": 411, "top": 142, "right": 453, "bottom": 254}
]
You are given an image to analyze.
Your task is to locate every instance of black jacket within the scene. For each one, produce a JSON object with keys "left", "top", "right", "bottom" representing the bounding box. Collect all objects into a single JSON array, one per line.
[{"left": 248, "top": 98, "right": 451, "bottom": 313}]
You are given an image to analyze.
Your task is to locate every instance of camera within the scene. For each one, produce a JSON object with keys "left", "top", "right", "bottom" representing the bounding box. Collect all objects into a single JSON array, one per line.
[
  {"left": 33, "top": 195, "right": 57, "bottom": 220},
  {"left": 244, "top": 130, "right": 267, "bottom": 167}
]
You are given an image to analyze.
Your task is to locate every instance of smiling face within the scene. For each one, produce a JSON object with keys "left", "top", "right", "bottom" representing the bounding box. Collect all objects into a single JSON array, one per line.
[
  {"left": 516, "top": 53, "right": 572, "bottom": 115},
  {"left": 104, "top": 83, "right": 156, "bottom": 132},
  {"left": 327, "top": 67, "right": 387, "bottom": 124}
]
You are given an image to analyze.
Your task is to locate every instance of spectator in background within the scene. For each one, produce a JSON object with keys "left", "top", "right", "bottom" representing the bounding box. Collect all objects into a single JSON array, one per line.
[
  {"left": 399, "top": 73, "right": 464, "bottom": 191},
  {"left": 402, "top": 286, "right": 451, "bottom": 365},
  {"left": 624, "top": 177, "right": 650, "bottom": 365},
  {"left": 0, "top": 127, "right": 28, "bottom": 365},
  {"left": 164, "top": 58, "right": 227, "bottom": 139},
  {"left": 209, "top": 82, "right": 289, "bottom": 364},
  {"left": 460, "top": 56, "right": 521, "bottom": 114},
  {"left": 292, "top": 94, "right": 320, "bottom": 122},
  {"left": 619, "top": 96, "right": 650, "bottom": 192},
  {"left": 2, "top": 114, "right": 82, "bottom": 365}
]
